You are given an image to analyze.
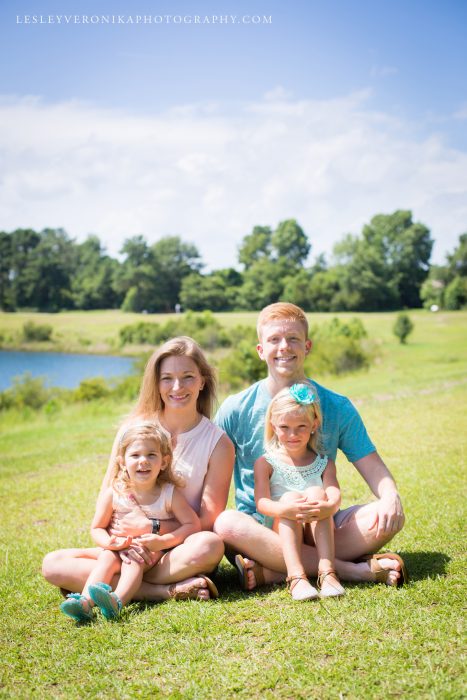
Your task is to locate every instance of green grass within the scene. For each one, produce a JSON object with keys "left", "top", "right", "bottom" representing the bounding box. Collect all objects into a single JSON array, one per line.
[{"left": 0, "top": 311, "right": 466, "bottom": 698}]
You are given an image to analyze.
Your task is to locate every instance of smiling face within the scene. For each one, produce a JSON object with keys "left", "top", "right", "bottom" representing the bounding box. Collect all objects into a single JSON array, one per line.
[
  {"left": 158, "top": 355, "right": 205, "bottom": 412},
  {"left": 122, "top": 437, "right": 168, "bottom": 490},
  {"left": 272, "top": 411, "right": 316, "bottom": 456},
  {"left": 257, "top": 320, "right": 312, "bottom": 382}
]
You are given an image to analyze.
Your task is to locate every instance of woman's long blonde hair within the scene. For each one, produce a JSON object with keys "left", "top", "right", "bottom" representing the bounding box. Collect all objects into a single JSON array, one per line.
[
  {"left": 264, "top": 382, "right": 323, "bottom": 455},
  {"left": 112, "top": 422, "right": 184, "bottom": 494},
  {"left": 131, "top": 336, "right": 217, "bottom": 420}
]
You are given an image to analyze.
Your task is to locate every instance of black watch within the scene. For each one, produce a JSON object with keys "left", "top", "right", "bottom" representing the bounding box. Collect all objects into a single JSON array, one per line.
[{"left": 150, "top": 518, "right": 160, "bottom": 534}]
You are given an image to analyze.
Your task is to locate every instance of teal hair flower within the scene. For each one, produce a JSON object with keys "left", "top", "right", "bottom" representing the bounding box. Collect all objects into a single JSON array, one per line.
[{"left": 289, "top": 383, "right": 315, "bottom": 405}]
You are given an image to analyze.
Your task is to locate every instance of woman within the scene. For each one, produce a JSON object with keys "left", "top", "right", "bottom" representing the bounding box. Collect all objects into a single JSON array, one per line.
[{"left": 42, "top": 336, "right": 234, "bottom": 601}]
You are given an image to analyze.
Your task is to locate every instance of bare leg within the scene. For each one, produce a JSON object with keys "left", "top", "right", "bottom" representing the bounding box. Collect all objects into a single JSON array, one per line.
[
  {"left": 136, "top": 531, "right": 224, "bottom": 601},
  {"left": 278, "top": 492, "right": 319, "bottom": 601},
  {"left": 214, "top": 508, "right": 404, "bottom": 589},
  {"left": 43, "top": 532, "right": 224, "bottom": 602},
  {"left": 82, "top": 549, "right": 121, "bottom": 599}
]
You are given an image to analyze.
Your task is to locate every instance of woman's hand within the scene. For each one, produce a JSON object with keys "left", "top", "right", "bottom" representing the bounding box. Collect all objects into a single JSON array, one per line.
[
  {"left": 134, "top": 533, "right": 167, "bottom": 552},
  {"left": 109, "top": 501, "right": 152, "bottom": 538},
  {"left": 118, "top": 542, "right": 160, "bottom": 566}
]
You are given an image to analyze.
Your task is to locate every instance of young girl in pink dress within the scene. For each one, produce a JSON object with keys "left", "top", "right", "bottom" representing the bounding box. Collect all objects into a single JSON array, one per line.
[{"left": 60, "top": 422, "right": 201, "bottom": 621}]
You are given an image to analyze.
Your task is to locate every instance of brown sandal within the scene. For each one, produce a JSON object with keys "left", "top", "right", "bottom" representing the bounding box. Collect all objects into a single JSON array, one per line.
[
  {"left": 168, "top": 575, "right": 219, "bottom": 600},
  {"left": 235, "top": 554, "right": 266, "bottom": 590},
  {"left": 360, "top": 552, "right": 408, "bottom": 587},
  {"left": 286, "top": 574, "right": 319, "bottom": 601},
  {"left": 317, "top": 569, "right": 345, "bottom": 598}
]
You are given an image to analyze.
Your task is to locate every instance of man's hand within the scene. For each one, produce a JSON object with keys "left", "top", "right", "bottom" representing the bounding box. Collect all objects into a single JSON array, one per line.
[{"left": 369, "top": 491, "right": 405, "bottom": 537}]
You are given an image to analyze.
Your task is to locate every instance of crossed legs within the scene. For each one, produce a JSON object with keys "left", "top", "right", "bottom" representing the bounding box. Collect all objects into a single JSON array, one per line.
[
  {"left": 214, "top": 501, "right": 405, "bottom": 589},
  {"left": 42, "top": 531, "right": 224, "bottom": 602}
]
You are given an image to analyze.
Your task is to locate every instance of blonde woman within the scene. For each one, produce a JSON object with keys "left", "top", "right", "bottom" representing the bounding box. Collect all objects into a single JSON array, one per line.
[{"left": 44, "top": 337, "right": 234, "bottom": 602}]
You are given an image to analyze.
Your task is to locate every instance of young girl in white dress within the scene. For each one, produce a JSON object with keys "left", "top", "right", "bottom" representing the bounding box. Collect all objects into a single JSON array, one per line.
[
  {"left": 60, "top": 422, "right": 201, "bottom": 621},
  {"left": 253, "top": 383, "right": 345, "bottom": 601}
]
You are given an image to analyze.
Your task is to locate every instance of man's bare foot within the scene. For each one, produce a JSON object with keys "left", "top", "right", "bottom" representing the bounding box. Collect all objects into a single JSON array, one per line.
[
  {"left": 235, "top": 555, "right": 284, "bottom": 591},
  {"left": 357, "top": 554, "right": 404, "bottom": 586}
]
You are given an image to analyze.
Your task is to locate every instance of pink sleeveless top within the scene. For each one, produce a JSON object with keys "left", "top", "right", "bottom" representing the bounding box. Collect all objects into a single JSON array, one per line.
[{"left": 164, "top": 416, "right": 224, "bottom": 513}]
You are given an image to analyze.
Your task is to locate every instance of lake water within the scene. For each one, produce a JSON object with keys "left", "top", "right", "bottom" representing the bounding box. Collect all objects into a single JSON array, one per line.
[{"left": 0, "top": 350, "right": 136, "bottom": 390}]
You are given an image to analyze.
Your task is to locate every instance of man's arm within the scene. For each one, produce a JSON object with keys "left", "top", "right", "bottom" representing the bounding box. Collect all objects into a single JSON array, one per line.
[{"left": 353, "top": 452, "right": 405, "bottom": 536}]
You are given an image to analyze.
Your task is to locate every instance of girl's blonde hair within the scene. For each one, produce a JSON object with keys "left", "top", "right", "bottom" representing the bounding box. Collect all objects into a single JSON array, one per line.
[
  {"left": 132, "top": 336, "right": 217, "bottom": 420},
  {"left": 112, "top": 422, "right": 184, "bottom": 494},
  {"left": 264, "top": 382, "right": 323, "bottom": 455}
]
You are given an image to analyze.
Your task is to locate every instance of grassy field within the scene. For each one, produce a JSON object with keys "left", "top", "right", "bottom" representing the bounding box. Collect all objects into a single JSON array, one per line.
[{"left": 0, "top": 311, "right": 466, "bottom": 698}]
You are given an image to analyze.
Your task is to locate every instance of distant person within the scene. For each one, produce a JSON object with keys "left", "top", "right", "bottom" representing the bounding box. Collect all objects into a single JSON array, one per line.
[
  {"left": 247, "top": 382, "right": 345, "bottom": 601},
  {"left": 215, "top": 302, "right": 408, "bottom": 590},
  {"left": 60, "top": 423, "right": 202, "bottom": 622},
  {"left": 43, "top": 337, "right": 234, "bottom": 602}
]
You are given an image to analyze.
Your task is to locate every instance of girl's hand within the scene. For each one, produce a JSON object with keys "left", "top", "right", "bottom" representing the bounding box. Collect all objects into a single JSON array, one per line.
[
  {"left": 305, "top": 499, "right": 336, "bottom": 521},
  {"left": 119, "top": 543, "right": 160, "bottom": 566},
  {"left": 104, "top": 535, "right": 133, "bottom": 551},
  {"left": 281, "top": 496, "right": 316, "bottom": 521}
]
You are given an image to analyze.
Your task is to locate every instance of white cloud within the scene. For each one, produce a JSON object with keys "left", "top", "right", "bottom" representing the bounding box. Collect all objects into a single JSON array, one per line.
[{"left": 0, "top": 90, "right": 466, "bottom": 268}]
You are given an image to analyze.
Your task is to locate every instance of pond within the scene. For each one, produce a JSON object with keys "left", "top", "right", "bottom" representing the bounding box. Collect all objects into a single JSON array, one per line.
[{"left": 0, "top": 350, "right": 136, "bottom": 391}]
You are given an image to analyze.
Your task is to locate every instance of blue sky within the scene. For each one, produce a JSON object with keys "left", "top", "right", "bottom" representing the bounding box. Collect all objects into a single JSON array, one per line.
[{"left": 1, "top": 0, "right": 466, "bottom": 268}]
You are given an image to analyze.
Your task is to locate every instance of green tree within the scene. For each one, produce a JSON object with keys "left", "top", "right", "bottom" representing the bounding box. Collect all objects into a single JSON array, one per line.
[
  {"left": 333, "top": 235, "right": 399, "bottom": 310},
  {"left": 180, "top": 268, "right": 242, "bottom": 311},
  {"left": 393, "top": 313, "right": 414, "bottom": 344},
  {"left": 151, "top": 236, "right": 202, "bottom": 312},
  {"left": 237, "top": 258, "right": 286, "bottom": 310},
  {"left": 0, "top": 232, "right": 14, "bottom": 310},
  {"left": 444, "top": 276, "right": 467, "bottom": 310},
  {"left": 238, "top": 226, "right": 272, "bottom": 269},
  {"left": 271, "top": 219, "right": 310, "bottom": 267},
  {"left": 446, "top": 233, "right": 467, "bottom": 278},
  {"left": 71, "top": 235, "right": 119, "bottom": 309},
  {"left": 361, "top": 210, "right": 433, "bottom": 308}
]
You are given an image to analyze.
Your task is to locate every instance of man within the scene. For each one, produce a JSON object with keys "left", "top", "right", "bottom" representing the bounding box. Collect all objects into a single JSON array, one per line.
[{"left": 214, "top": 302, "right": 406, "bottom": 589}]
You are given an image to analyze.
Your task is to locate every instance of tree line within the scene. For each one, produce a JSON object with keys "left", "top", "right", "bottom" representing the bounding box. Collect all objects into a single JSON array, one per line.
[{"left": 0, "top": 211, "right": 465, "bottom": 312}]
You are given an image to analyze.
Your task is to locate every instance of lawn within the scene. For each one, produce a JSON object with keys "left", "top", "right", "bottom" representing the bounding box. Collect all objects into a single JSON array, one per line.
[{"left": 0, "top": 311, "right": 466, "bottom": 698}]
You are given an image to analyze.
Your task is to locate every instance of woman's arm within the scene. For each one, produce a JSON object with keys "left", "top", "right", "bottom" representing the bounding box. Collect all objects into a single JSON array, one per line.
[
  {"left": 197, "top": 434, "right": 235, "bottom": 531},
  {"left": 135, "top": 490, "right": 201, "bottom": 552},
  {"left": 90, "top": 488, "right": 132, "bottom": 550}
]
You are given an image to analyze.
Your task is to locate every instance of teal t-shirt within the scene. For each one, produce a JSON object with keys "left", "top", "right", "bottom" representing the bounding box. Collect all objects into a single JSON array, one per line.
[{"left": 215, "top": 379, "right": 375, "bottom": 516}]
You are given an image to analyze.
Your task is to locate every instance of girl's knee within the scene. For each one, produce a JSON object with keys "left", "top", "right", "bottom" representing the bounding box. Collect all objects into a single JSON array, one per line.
[
  {"left": 279, "top": 491, "right": 302, "bottom": 504},
  {"left": 305, "top": 486, "right": 326, "bottom": 501}
]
